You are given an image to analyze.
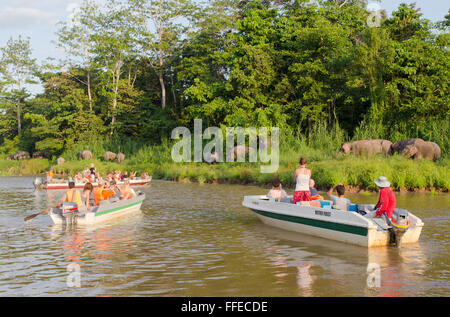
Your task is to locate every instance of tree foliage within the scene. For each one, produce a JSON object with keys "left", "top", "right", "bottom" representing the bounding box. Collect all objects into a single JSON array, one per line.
[{"left": 0, "top": 0, "right": 448, "bottom": 157}]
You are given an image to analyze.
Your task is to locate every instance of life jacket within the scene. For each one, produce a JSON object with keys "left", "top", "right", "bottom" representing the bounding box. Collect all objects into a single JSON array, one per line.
[
  {"left": 47, "top": 170, "right": 53, "bottom": 177},
  {"left": 102, "top": 189, "right": 115, "bottom": 199},
  {"left": 93, "top": 187, "right": 104, "bottom": 206},
  {"left": 65, "top": 188, "right": 83, "bottom": 208}
]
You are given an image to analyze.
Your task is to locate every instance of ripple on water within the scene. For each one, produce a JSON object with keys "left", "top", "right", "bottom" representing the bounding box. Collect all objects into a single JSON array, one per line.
[{"left": 0, "top": 177, "right": 449, "bottom": 296}]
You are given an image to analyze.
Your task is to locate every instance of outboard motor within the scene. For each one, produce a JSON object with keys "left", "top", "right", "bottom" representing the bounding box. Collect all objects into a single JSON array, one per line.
[
  {"left": 33, "top": 177, "right": 43, "bottom": 189},
  {"left": 62, "top": 202, "right": 79, "bottom": 224},
  {"left": 389, "top": 208, "right": 410, "bottom": 248}
]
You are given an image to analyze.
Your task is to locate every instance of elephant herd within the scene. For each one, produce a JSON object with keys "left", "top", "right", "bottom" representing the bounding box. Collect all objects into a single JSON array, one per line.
[
  {"left": 203, "top": 145, "right": 256, "bottom": 164},
  {"left": 4, "top": 140, "right": 441, "bottom": 163},
  {"left": 79, "top": 150, "right": 125, "bottom": 163},
  {"left": 340, "top": 138, "right": 441, "bottom": 161},
  {"left": 6, "top": 149, "right": 126, "bottom": 164}
]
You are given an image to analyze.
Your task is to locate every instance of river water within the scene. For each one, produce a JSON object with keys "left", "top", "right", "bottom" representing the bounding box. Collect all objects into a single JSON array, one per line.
[{"left": 0, "top": 177, "right": 448, "bottom": 296}]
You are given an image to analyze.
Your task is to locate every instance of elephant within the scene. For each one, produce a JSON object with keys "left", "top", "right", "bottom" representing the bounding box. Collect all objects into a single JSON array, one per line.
[
  {"left": 57, "top": 157, "right": 65, "bottom": 165},
  {"left": 12, "top": 151, "right": 30, "bottom": 160},
  {"left": 117, "top": 153, "right": 125, "bottom": 164},
  {"left": 79, "top": 150, "right": 92, "bottom": 160},
  {"left": 32, "top": 151, "right": 50, "bottom": 159},
  {"left": 339, "top": 139, "right": 392, "bottom": 157},
  {"left": 204, "top": 151, "right": 220, "bottom": 164},
  {"left": 401, "top": 140, "right": 441, "bottom": 161},
  {"left": 388, "top": 138, "right": 424, "bottom": 155},
  {"left": 228, "top": 145, "right": 256, "bottom": 161},
  {"left": 104, "top": 151, "right": 117, "bottom": 161}
]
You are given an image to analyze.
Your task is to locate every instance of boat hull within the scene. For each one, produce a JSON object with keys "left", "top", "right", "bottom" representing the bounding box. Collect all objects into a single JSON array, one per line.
[
  {"left": 243, "top": 196, "right": 424, "bottom": 248},
  {"left": 49, "top": 192, "right": 146, "bottom": 225}
]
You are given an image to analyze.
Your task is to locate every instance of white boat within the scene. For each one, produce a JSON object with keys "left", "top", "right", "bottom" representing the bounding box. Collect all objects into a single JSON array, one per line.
[
  {"left": 34, "top": 176, "right": 152, "bottom": 190},
  {"left": 242, "top": 195, "right": 424, "bottom": 248},
  {"left": 49, "top": 191, "right": 146, "bottom": 225}
]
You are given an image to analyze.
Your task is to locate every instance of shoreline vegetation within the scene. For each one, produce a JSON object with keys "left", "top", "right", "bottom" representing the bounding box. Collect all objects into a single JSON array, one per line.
[
  {"left": 0, "top": 158, "right": 450, "bottom": 193},
  {"left": 1, "top": 142, "right": 448, "bottom": 193}
]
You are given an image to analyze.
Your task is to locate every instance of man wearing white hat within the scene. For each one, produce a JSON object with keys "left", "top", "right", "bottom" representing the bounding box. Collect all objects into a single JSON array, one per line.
[{"left": 365, "top": 176, "right": 396, "bottom": 222}]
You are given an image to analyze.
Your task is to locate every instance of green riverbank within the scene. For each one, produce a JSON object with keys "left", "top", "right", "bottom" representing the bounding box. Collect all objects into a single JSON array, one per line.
[{"left": 1, "top": 156, "right": 449, "bottom": 193}]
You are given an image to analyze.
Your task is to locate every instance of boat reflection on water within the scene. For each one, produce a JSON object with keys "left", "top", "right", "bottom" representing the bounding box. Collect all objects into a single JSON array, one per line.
[
  {"left": 246, "top": 222, "right": 427, "bottom": 297},
  {"left": 49, "top": 213, "right": 144, "bottom": 289},
  {"left": 267, "top": 246, "right": 316, "bottom": 296}
]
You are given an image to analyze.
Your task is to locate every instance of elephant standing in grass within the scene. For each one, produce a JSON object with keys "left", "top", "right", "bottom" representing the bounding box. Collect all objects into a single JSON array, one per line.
[
  {"left": 228, "top": 146, "right": 256, "bottom": 161},
  {"left": 104, "top": 151, "right": 117, "bottom": 161},
  {"left": 388, "top": 138, "right": 423, "bottom": 155},
  {"left": 204, "top": 152, "right": 220, "bottom": 164},
  {"left": 32, "top": 151, "right": 50, "bottom": 159},
  {"left": 10, "top": 151, "right": 30, "bottom": 160},
  {"left": 79, "top": 150, "right": 92, "bottom": 160},
  {"left": 339, "top": 139, "right": 392, "bottom": 157},
  {"left": 117, "top": 153, "right": 125, "bottom": 164},
  {"left": 401, "top": 140, "right": 441, "bottom": 161}
]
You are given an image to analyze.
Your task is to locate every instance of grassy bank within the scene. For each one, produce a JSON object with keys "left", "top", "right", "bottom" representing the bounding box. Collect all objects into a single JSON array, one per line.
[
  {"left": 1, "top": 155, "right": 449, "bottom": 192},
  {"left": 1, "top": 122, "right": 448, "bottom": 192}
]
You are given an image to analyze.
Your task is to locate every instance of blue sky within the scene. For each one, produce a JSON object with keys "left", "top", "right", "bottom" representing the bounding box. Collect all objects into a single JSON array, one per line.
[{"left": 0, "top": 0, "right": 448, "bottom": 94}]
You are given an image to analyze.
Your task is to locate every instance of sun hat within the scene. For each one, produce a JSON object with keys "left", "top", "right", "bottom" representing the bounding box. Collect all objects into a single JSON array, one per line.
[{"left": 374, "top": 176, "right": 390, "bottom": 188}]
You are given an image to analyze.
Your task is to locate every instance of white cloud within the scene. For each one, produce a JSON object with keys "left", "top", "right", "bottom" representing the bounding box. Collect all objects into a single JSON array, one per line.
[
  {"left": 3, "top": 0, "right": 83, "bottom": 8},
  {"left": 0, "top": 7, "right": 58, "bottom": 29}
]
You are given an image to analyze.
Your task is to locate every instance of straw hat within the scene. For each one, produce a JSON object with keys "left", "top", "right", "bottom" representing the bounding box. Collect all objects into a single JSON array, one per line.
[{"left": 374, "top": 176, "right": 390, "bottom": 188}]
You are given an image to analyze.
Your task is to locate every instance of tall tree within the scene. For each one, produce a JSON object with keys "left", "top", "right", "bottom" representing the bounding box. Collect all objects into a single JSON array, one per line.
[
  {"left": 0, "top": 36, "right": 37, "bottom": 135},
  {"left": 91, "top": 0, "right": 139, "bottom": 132},
  {"left": 130, "top": 0, "right": 194, "bottom": 109},
  {"left": 55, "top": 0, "right": 99, "bottom": 111}
]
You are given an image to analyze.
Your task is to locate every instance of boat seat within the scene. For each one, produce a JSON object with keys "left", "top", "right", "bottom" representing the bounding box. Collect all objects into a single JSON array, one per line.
[{"left": 371, "top": 218, "right": 391, "bottom": 231}]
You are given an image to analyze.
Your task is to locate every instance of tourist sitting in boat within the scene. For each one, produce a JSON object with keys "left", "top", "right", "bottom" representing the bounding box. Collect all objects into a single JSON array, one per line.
[
  {"left": 74, "top": 172, "right": 83, "bottom": 183},
  {"left": 82, "top": 174, "right": 90, "bottom": 183},
  {"left": 93, "top": 180, "right": 105, "bottom": 206},
  {"left": 101, "top": 181, "right": 116, "bottom": 200},
  {"left": 83, "top": 166, "right": 90, "bottom": 178},
  {"left": 118, "top": 179, "right": 136, "bottom": 200},
  {"left": 309, "top": 179, "right": 323, "bottom": 200},
  {"left": 267, "top": 178, "right": 288, "bottom": 202},
  {"left": 55, "top": 181, "right": 83, "bottom": 209},
  {"left": 122, "top": 171, "right": 129, "bottom": 180},
  {"left": 141, "top": 172, "right": 149, "bottom": 179},
  {"left": 129, "top": 171, "right": 136, "bottom": 179},
  {"left": 106, "top": 172, "right": 114, "bottom": 182},
  {"left": 365, "top": 177, "right": 396, "bottom": 222},
  {"left": 293, "top": 157, "right": 312, "bottom": 204},
  {"left": 327, "top": 184, "right": 351, "bottom": 211},
  {"left": 104, "top": 179, "right": 120, "bottom": 198},
  {"left": 113, "top": 170, "right": 122, "bottom": 182},
  {"left": 46, "top": 168, "right": 54, "bottom": 184},
  {"left": 81, "top": 182, "right": 94, "bottom": 211}
]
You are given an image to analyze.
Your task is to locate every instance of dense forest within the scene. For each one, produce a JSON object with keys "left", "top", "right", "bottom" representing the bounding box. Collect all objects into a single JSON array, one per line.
[{"left": 0, "top": 0, "right": 449, "bottom": 160}]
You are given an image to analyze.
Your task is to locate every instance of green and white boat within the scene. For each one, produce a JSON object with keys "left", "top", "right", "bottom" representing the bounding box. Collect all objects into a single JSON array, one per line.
[
  {"left": 242, "top": 195, "right": 424, "bottom": 248},
  {"left": 49, "top": 191, "right": 146, "bottom": 225}
]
